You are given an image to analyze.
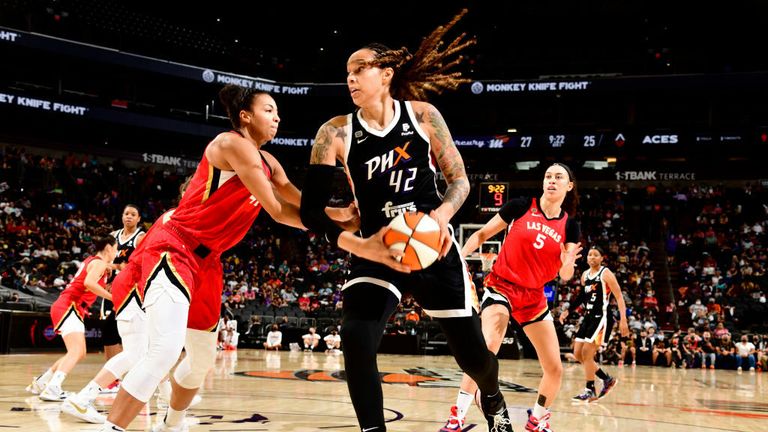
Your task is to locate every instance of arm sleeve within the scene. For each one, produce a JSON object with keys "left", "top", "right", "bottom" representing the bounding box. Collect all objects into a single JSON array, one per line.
[
  {"left": 300, "top": 165, "right": 345, "bottom": 247},
  {"left": 498, "top": 197, "right": 529, "bottom": 224},
  {"left": 565, "top": 218, "right": 581, "bottom": 243}
]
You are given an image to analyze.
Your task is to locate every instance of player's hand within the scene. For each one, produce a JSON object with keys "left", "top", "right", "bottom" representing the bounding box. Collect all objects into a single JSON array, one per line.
[
  {"left": 619, "top": 319, "right": 630, "bottom": 337},
  {"left": 558, "top": 310, "right": 569, "bottom": 324},
  {"left": 430, "top": 209, "right": 452, "bottom": 260},
  {"left": 356, "top": 227, "right": 411, "bottom": 273},
  {"left": 560, "top": 242, "right": 583, "bottom": 266}
]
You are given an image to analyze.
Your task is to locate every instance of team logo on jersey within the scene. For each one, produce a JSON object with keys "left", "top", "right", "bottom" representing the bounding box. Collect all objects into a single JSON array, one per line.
[
  {"left": 364, "top": 141, "right": 412, "bottom": 179},
  {"left": 401, "top": 123, "right": 414, "bottom": 136}
]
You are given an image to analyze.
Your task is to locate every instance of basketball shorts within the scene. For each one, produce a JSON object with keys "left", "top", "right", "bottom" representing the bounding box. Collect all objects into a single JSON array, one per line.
[
  {"left": 187, "top": 257, "right": 223, "bottom": 332},
  {"left": 140, "top": 229, "right": 200, "bottom": 309},
  {"left": 113, "top": 260, "right": 144, "bottom": 322},
  {"left": 479, "top": 272, "right": 551, "bottom": 327},
  {"left": 51, "top": 299, "right": 86, "bottom": 336},
  {"left": 575, "top": 313, "right": 613, "bottom": 346},
  {"left": 100, "top": 302, "right": 122, "bottom": 346},
  {"left": 343, "top": 231, "right": 478, "bottom": 318}
]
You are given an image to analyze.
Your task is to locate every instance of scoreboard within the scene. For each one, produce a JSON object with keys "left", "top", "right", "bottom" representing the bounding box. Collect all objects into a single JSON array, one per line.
[{"left": 479, "top": 182, "right": 508, "bottom": 213}]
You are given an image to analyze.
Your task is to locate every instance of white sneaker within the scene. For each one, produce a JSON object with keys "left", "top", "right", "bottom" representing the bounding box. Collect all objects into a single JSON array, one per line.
[
  {"left": 156, "top": 394, "right": 202, "bottom": 410},
  {"left": 38, "top": 385, "right": 68, "bottom": 402},
  {"left": 151, "top": 421, "right": 189, "bottom": 432},
  {"left": 738, "top": 366, "right": 743, "bottom": 371},
  {"left": 25, "top": 376, "right": 45, "bottom": 395},
  {"left": 100, "top": 380, "right": 120, "bottom": 394},
  {"left": 61, "top": 395, "right": 106, "bottom": 424}
]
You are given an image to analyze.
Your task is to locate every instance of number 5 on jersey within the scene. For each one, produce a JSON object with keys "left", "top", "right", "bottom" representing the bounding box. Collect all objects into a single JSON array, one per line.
[
  {"left": 389, "top": 168, "right": 417, "bottom": 193},
  {"left": 533, "top": 233, "right": 546, "bottom": 249}
]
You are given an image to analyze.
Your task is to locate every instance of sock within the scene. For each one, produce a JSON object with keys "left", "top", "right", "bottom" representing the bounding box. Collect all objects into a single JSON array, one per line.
[
  {"left": 78, "top": 380, "right": 102, "bottom": 402},
  {"left": 532, "top": 402, "right": 548, "bottom": 420},
  {"left": 47, "top": 371, "right": 67, "bottom": 389},
  {"left": 586, "top": 380, "right": 596, "bottom": 392},
  {"left": 102, "top": 421, "right": 125, "bottom": 431},
  {"left": 455, "top": 390, "right": 474, "bottom": 420},
  {"left": 38, "top": 368, "right": 54, "bottom": 385},
  {"left": 164, "top": 406, "right": 187, "bottom": 427},
  {"left": 595, "top": 368, "right": 609, "bottom": 380}
]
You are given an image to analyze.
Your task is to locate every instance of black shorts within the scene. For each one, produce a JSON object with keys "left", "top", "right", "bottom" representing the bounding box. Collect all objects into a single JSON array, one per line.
[
  {"left": 575, "top": 313, "right": 613, "bottom": 346},
  {"left": 100, "top": 300, "right": 122, "bottom": 346},
  {"left": 343, "top": 237, "right": 478, "bottom": 318}
]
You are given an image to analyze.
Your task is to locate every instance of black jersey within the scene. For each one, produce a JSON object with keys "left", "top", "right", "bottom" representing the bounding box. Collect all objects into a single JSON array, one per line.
[
  {"left": 583, "top": 266, "right": 609, "bottom": 317},
  {"left": 345, "top": 100, "right": 443, "bottom": 237},
  {"left": 113, "top": 228, "right": 143, "bottom": 265}
]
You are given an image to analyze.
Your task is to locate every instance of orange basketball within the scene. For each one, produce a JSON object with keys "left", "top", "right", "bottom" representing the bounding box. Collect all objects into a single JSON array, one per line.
[{"left": 383, "top": 211, "right": 442, "bottom": 271}]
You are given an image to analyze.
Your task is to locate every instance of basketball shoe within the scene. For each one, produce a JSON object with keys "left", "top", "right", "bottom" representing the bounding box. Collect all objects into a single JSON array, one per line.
[
  {"left": 571, "top": 388, "right": 598, "bottom": 402},
  {"left": 61, "top": 393, "right": 106, "bottom": 423},
  {"left": 439, "top": 405, "right": 464, "bottom": 431},
  {"left": 38, "top": 384, "right": 69, "bottom": 402},
  {"left": 478, "top": 390, "right": 514, "bottom": 432},
  {"left": 525, "top": 408, "right": 552, "bottom": 432},
  {"left": 25, "top": 376, "right": 45, "bottom": 395},
  {"left": 598, "top": 376, "right": 618, "bottom": 399}
]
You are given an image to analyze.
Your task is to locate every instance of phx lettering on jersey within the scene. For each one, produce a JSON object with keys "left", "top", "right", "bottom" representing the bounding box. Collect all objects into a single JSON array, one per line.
[
  {"left": 365, "top": 141, "right": 412, "bottom": 179},
  {"left": 526, "top": 221, "right": 563, "bottom": 243}
]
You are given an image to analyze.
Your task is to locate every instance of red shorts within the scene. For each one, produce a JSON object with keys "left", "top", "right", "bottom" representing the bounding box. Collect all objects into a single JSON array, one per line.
[
  {"left": 187, "top": 257, "right": 223, "bottom": 331},
  {"left": 50, "top": 296, "right": 86, "bottom": 333},
  {"left": 482, "top": 272, "right": 550, "bottom": 326},
  {"left": 141, "top": 227, "right": 222, "bottom": 331},
  {"left": 112, "top": 260, "right": 143, "bottom": 316}
]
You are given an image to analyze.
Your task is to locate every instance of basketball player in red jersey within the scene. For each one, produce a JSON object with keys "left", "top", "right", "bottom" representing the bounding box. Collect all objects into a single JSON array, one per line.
[
  {"left": 63, "top": 180, "right": 192, "bottom": 424},
  {"left": 442, "top": 163, "right": 582, "bottom": 432},
  {"left": 99, "top": 85, "right": 307, "bottom": 432},
  {"left": 26, "top": 228, "right": 116, "bottom": 402}
]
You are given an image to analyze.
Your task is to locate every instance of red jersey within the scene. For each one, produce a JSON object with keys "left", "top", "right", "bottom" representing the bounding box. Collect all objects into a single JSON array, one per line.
[
  {"left": 59, "top": 255, "right": 108, "bottom": 308},
  {"left": 493, "top": 198, "right": 577, "bottom": 289},
  {"left": 169, "top": 138, "right": 273, "bottom": 253}
]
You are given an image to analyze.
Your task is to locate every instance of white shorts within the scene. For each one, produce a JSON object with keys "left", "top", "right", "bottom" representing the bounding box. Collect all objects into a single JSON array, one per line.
[
  {"left": 116, "top": 296, "right": 146, "bottom": 322},
  {"left": 58, "top": 313, "right": 85, "bottom": 336}
]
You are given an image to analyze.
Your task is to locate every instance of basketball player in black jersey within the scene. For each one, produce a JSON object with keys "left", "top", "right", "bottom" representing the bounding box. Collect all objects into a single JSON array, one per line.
[
  {"left": 300, "top": 10, "right": 514, "bottom": 432},
  {"left": 559, "top": 246, "right": 629, "bottom": 402},
  {"left": 103, "top": 205, "right": 145, "bottom": 384}
]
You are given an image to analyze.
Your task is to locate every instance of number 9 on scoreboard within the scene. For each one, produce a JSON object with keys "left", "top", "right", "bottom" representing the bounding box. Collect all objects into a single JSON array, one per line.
[{"left": 479, "top": 182, "right": 509, "bottom": 213}]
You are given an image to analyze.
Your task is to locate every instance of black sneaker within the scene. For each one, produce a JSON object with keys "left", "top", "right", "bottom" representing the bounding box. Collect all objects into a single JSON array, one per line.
[{"left": 479, "top": 391, "right": 514, "bottom": 432}]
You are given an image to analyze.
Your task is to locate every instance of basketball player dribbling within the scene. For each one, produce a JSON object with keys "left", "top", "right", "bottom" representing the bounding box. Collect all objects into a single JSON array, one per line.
[
  {"left": 559, "top": 246, "right": 629, "bottom": 402},
  {"left": 98, "top": 85, "right": 309, "bottom": 432},
  {"left": 300, "top": 10, "right": 515, "bottom": 432},
  {"left": 444, "top": 163, "right": 582, "bottom": 432}
]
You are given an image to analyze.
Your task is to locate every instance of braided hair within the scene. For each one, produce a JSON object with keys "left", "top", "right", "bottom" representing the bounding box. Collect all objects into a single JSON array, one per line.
[{"left": 363, "top": 9, "right": 476, "bottom": 101}]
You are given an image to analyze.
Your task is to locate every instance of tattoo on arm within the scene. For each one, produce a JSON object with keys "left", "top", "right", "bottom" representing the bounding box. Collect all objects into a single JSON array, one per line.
[
  {"left": 310, "top": 123, "right": 335, "bottom": 164},
  {"left": 425, "top": 106, "right": 469, "bottom": 212}
]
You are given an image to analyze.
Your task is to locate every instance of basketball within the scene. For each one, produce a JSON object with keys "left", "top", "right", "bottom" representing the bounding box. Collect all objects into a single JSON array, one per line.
[{"left": 383, "top": 211, "right": 442, "bottom": 271}]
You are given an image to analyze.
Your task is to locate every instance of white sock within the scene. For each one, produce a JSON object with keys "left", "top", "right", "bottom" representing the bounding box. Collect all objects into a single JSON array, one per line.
[
  {"left": 38, "top": 368, "right": 54, "bottom": 385},
  {"left": 456, "top": 390, "right": 474, "bottom": 420},
  {"left": 164, "top": 406, "right": 186, "bottom": 427},
  {"left": 78, "top": 380, "right": 102, "bottom": 402},
  {"left": 47, "top": 371, "right": 67, "bottom": 389},
  {"left": 102, "top": 420, "right": 125, "bottom": 431},
  {"left": 532, "top": 402, "right": 549, "bottom": 419}
]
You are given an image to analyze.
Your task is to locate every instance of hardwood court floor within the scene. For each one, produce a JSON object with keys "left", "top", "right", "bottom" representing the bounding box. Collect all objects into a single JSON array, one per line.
[{"left": 0, "top": 349, "right": 765, "bottom": 431}]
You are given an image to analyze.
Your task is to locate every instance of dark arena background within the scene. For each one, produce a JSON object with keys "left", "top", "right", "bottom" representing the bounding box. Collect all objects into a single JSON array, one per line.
[{"left": 0, "top": 1, "right": 766, "bottom": 431}]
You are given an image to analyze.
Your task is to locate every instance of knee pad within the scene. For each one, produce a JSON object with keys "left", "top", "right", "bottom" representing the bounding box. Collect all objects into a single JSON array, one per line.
[
  {"left": 173, "top": 329, "right": 218, "bottom": 389},
  {"left": 104, "top": 349, "right": 143, "bottom": 379}
]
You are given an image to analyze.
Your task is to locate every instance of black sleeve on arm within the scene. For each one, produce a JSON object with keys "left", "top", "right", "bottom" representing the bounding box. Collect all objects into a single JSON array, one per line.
[
  {"left": 498, "top": 197, "right": 529, "bottom": 224},
  {"left": 300, "top": 165, "right": 345, "bottom": 247},
  {"left": 565, "top": 218, "right": 581, "bottom": 243}
]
